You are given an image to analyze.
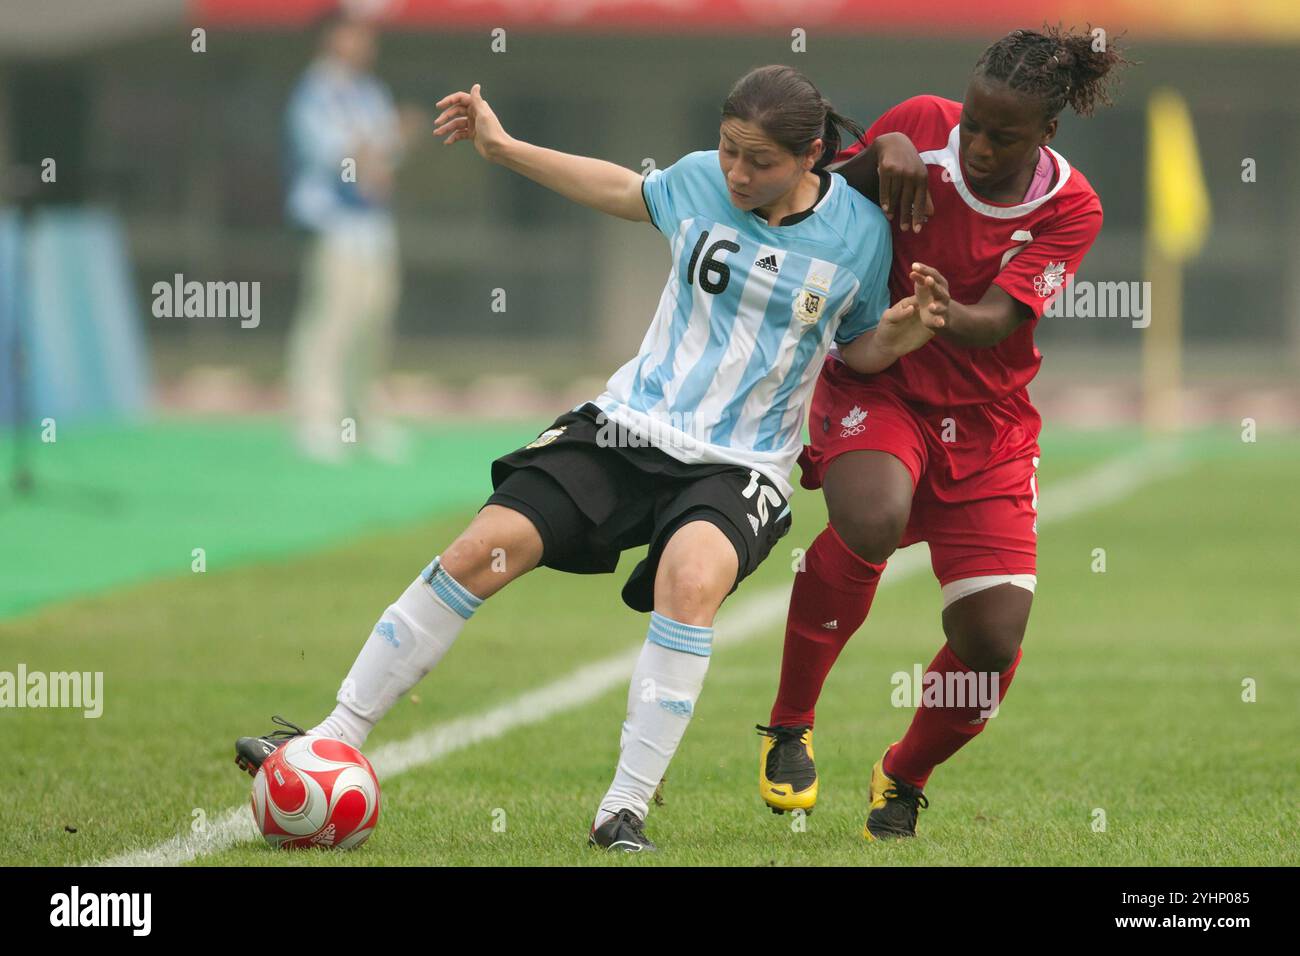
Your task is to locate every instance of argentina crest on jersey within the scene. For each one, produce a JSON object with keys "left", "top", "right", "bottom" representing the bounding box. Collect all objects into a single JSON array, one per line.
[{"left": 792, "top": 269, "right": 833, "bottom": 328}]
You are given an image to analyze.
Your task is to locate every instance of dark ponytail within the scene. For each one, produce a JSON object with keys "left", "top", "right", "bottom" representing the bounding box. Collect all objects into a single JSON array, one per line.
[
  {"left": 818, "top": 102, "right": 865, "bottom": 169},
  {"left": 975, "top": 25, "right": 1134, "bottom": 120},
  {"left": 722, "top": 64, "right": 865, "bottom": 169}
]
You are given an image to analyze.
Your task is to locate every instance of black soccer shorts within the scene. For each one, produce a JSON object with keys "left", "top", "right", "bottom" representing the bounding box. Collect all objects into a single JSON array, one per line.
[{"left": 483, "top": 403, "right": 792, "bottom": 612}]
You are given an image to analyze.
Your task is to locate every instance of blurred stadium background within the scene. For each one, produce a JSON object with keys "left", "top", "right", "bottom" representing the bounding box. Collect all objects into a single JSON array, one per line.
[
  {"left": 1, "top": 1, "right": 1297, "bottom": 867},
  {"left": 4, "top": 0, "right": 1299, "bottom": 611},
  {"left": 4, "top": 0, "right": 1300, "bottom": 414}
]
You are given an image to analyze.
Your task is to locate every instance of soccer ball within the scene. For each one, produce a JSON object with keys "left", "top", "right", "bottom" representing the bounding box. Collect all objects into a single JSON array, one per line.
[{"left": 250, "top": 735, "right": 381, "bottom": 850}]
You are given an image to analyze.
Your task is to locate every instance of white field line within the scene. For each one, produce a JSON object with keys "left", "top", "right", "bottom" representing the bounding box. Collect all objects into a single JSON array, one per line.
[{"left": 95, "top": 445, "right": 1183, "bottom": 866}]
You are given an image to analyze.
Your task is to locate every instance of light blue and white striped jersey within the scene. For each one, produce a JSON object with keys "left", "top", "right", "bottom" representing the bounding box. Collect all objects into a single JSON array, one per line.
[
  {"left": 594, "top": 149, "right": 892, "bottom": 497},
  {"left": 285, "top": 61, "right": 401, "bottom": 234}
]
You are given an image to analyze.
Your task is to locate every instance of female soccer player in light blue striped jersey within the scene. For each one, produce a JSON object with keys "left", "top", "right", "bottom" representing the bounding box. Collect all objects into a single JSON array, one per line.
[{"left": 234, "top": 65, "right": 943, "bottom": 852}]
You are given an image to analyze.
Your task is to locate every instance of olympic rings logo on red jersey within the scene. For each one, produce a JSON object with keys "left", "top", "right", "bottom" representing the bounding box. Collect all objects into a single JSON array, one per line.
[{"left": 840, "top": 405, "right": 868, "bottom": 437}]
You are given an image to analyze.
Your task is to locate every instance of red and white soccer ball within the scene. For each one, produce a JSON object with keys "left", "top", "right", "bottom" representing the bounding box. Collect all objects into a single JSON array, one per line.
[{"left": 250, "top": 735, "right": 381, "bottom": 850}]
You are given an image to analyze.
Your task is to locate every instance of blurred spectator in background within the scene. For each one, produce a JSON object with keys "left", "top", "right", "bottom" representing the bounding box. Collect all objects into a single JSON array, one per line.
[{"left": 284, "top": 3, "right": 423, "bottom": 462}]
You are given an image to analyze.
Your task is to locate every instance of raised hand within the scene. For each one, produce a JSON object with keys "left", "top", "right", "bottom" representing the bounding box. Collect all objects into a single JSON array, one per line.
[
  {"left": 434, "top": 83, "right": 512, "bottom": 161},
  {"left": 909, "top": 262, "right": 950, "bottom": 329}
]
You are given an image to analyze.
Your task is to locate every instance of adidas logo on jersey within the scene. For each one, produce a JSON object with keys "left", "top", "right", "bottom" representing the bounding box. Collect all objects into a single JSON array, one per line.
[
  {"left": 823, "top": 619, "right": 838, "bottom": 630},
  {"left": 840, "top": 405, "right": 868, "bottom": 437},
  {"left": 754, "top": 254, "right": 779, "bottom": 274}
]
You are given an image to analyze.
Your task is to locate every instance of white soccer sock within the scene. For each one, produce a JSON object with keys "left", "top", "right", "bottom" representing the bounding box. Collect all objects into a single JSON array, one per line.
[
  {"left": 310, "top": 556, "right": 483, "bottom": 748},
  {"left": 596, "top": 612, "right": 712, "bottom": 826}
]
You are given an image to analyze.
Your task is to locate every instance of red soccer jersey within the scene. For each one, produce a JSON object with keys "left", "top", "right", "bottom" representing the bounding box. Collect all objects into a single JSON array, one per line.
[{"left": 833, "top": 95, "right": 1103, "bottom": 407}]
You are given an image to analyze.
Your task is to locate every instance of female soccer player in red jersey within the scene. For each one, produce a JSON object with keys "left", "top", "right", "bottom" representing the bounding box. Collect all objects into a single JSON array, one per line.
[{"left": 757, "top": 27, "right": 1132, "bottom": 838}]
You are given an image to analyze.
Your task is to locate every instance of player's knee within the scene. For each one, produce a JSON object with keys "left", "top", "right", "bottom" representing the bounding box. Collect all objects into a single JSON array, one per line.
[
  {"left": 953, "top": 624, "right": 1024, "bottom": 673},
  {"left": 440, "top": 509, "right": 541, "bottom": 597},
  {"left": 827, "top": 506, "right": 906, "bottom": 564},
  {"left": 656, "top": 559, "right": 729, "bottom": 624}
]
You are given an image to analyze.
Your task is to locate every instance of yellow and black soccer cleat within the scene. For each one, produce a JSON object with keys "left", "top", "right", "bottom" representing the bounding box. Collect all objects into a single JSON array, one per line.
[
  {"left": 756, "top": 724, "right": 818, "bottom": 814},
  {"left": 863, "top": 744, "right": 929, "bottom": 840}
]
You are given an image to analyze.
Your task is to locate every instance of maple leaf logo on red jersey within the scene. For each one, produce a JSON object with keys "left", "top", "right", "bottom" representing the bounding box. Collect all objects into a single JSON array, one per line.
[
  {"left": 1033, "top": 262, "right": 1067, "bottom": 297},
  {"left": 840, "top": 405, "right": 868, "bottom": 437}
]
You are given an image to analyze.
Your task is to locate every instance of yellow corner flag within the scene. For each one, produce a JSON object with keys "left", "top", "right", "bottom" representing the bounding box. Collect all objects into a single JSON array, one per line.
[
  {"left": 1147, "top": 88, "right": 1211, "bottom": 260},
  {"left": 1143, "top": 88, "right": 1211, "bottom": 433}
]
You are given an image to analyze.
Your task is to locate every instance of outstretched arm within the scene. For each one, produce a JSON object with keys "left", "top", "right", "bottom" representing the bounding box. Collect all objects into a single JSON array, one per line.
[
  {"left": 909, "top": 263, "right": 1032, "bottom": 347},
  {"left": 838, "top": 276, "right": 945, "bottom": 375},
  {"left": 435, "top": 84, "right": 650, "bottom": 223}
]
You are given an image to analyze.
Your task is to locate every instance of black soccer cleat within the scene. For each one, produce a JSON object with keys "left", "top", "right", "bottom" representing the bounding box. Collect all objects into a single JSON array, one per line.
[
  {"left": 234, "top": 715, "right": 306, "bottom": 778},
  {"left": 588, "top": 809, "right": 657, "bottom": 853},
  {"left": 756, "top": 724, "right": 818, "bottom": 814},
  {"left": 863, "top": 746, "right": 930, "bottom": 840}
]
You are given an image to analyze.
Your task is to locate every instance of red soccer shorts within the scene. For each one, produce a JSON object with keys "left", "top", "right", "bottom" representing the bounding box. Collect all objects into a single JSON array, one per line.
[{"left": 799, "top": 356, "right": 1042, "bottom": 586}]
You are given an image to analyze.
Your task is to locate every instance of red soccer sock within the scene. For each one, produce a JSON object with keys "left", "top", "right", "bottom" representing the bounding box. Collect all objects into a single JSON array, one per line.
[
  {"left": 769, "top": 524, "right": 885, "bottom": 728},
  {"left": 884, "top": 642, "right": 1023, "bottom": 789}
]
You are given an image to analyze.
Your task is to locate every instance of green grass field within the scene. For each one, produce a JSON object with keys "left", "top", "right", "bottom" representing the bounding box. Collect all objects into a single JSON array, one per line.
[{"left": 2, "top": 422, "right": 1297, "bottom": 866}]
